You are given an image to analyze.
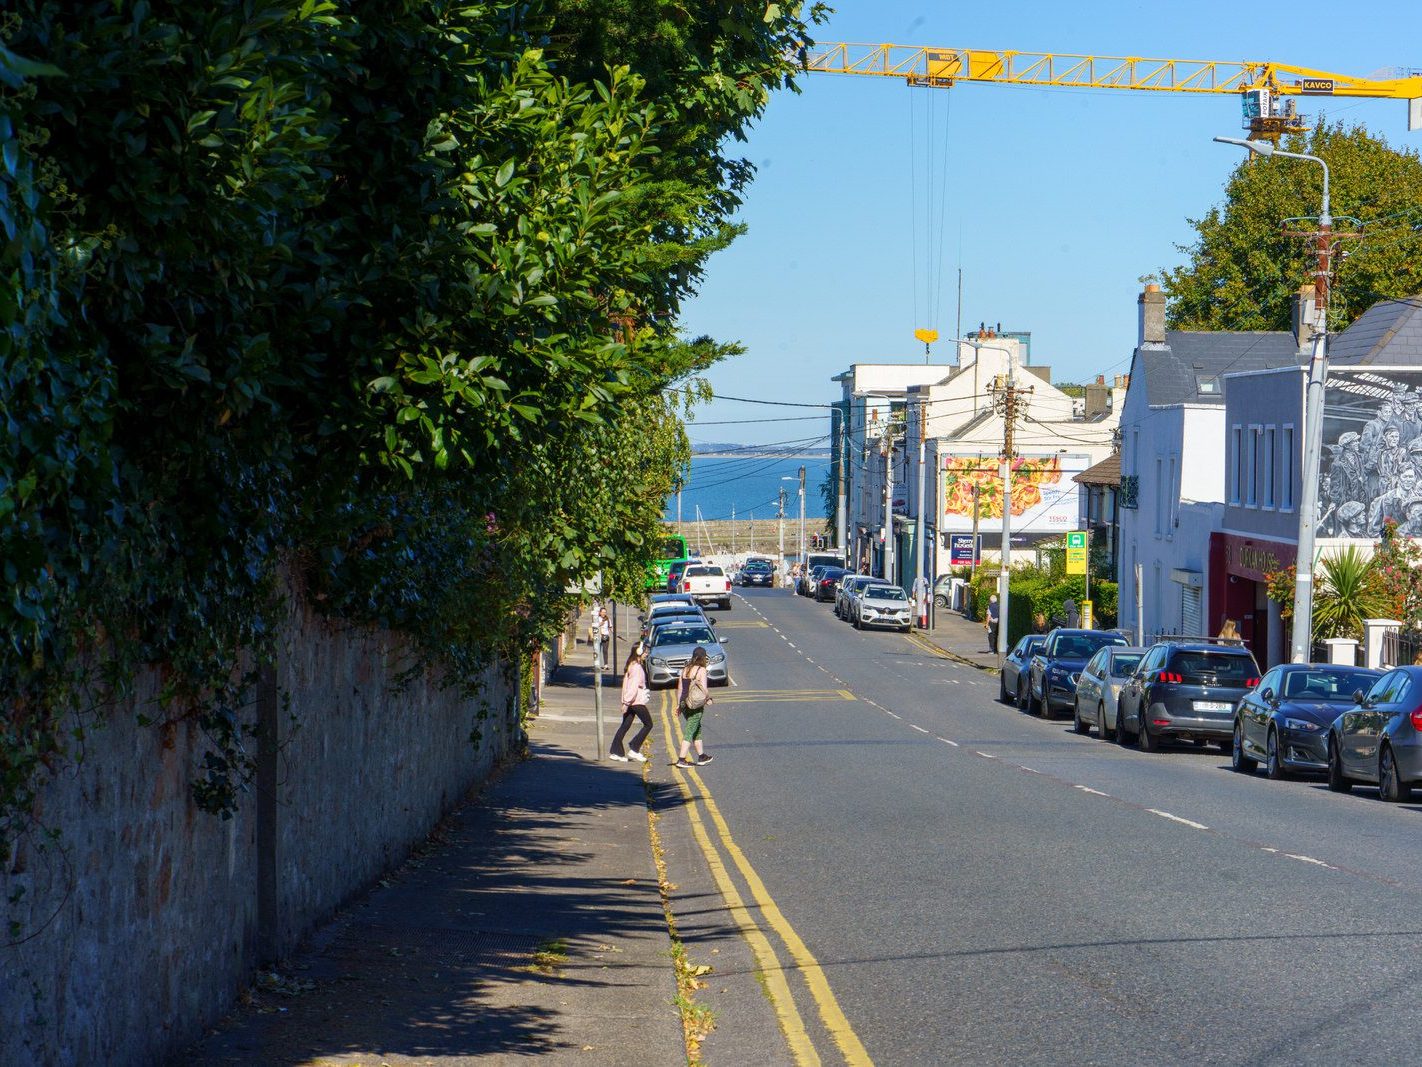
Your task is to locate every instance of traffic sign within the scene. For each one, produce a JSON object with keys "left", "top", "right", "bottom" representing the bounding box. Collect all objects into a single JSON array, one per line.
[
  {"left": 1080, "top": 599, "right": 1094, "bottom": 629},
  {"left": 1066, "top": 531, "right": 1088, "bottom": 575}
]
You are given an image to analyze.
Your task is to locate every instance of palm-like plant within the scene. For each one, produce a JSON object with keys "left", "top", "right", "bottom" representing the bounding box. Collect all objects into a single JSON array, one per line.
[{"left": 1312, "top": 546, "right": 1386, "bottom": 641}]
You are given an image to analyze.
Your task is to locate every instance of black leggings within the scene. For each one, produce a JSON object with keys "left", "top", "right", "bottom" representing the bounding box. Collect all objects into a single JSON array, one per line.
[{"left": 611, "top": 704, "right": 653, "bottom": 754}]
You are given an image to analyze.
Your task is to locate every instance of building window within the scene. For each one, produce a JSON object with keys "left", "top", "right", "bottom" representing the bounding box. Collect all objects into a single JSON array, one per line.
[
  {"left": 1167, "top": 454, "right": 1178, "bottom": 537},
  {"left": 1264, "top": 426, "right": 1277, "bottom": 508},
  {"left": 1230, "top": 425, "right": 1243, "bottom": 504},
  {"left": 1247, "top": 424, "right": 1262, "bottom": 507},
  {"left": 1281, "top": 425, "right": 1295, "bottom": 511},
  {"left": 1155, "top": 457, "right": 1164, "bottom": 536}
]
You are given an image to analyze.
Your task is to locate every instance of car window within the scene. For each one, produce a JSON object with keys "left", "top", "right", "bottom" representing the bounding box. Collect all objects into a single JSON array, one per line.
[
  {"left": 1282, "top": 669, "right": 1378, "bottom": 701},
  {"left": 1084, "top": 650, "right": 1105, "bottom": 675},
  {"left": 865, "top": 586, "right": 907, "bottom": 600},
  {"left": 652, "top": 626, "right": 716, "bottom": 646},
  {"left": 1139, "top": 646, "right": 1165, "bottom": 674},
  {"left": 1167, "top": 650, "right": 1257, "bottom": 684},
  {"left": 1258, "top": 668, "right": 1281, "bottom": 696},
  {"left": 1053, "top": 633, "right": 1125, "bottom": 659},
  {"left": 1024, "top": 636, "right": 1046, "bottom": 655},
  {"left": 1107, "top": 652, "right": 1142, "bottom": 678}
]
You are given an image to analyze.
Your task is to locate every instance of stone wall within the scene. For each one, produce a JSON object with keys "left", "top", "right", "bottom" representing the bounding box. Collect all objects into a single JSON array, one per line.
[{"left": 1, "top": 595, "right": 519, "bottom": 1066}]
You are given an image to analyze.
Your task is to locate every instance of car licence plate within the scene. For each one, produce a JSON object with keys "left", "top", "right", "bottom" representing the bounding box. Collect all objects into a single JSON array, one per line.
[{"left": 1193, "top": 700, "right": 1232, "bottom": 712}]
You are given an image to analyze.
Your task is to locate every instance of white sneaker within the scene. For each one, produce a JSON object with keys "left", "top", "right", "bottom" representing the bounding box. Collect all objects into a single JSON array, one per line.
[
  {"left": 608, "top": 752, "right": 628, "bottom": 762},
  {"left": 626, "top": 749, "right": 647, "bottom": 762}
]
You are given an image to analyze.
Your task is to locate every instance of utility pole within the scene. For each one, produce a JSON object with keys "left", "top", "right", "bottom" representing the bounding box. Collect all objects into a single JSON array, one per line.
[
  {"left": 915, "top": 396, "right": 929, "bottom": 621},
  {"left": 778, "top": 487, "right": 788, "bottom": 590},
  {"left": 987, "top": 352, "right": 1033, "bottom": 658},
  {"left": 882, "top": 426, "right": 895, "bottom": 583},
  {"left": 798, "top": 466, "right": 807, "bottom": 577},
  {"left": 1215, "top": 136, "right": 1341, "bottom": 663},
  {"left": 731, "top": 505, "right": 736, "bottom": 558},
  {"left": 836, "top": 406, "right": 849, "bottom": 556},
  {"left": 970, "top": 481, "right": 981, "bottom": 592}
]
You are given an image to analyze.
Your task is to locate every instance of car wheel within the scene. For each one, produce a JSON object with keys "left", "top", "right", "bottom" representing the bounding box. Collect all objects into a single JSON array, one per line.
[
  {"left": 1034, "top": 685, "right": 1052, "bottom": 720},
  {"left": 721, "top": 599, "right": 732, "bottom": 611},
  {"left": 900, "top": 625, "right": 912, "bottom": 634},
  {"left": 1025, "top": 677, "right": 1042, "bottom": 716},
  {"left": 999, "top": 674, "right": 1009, "bottom": 703},
  {"left": 1072, "top": 700, "right": 1090, "bottom": 735},
  {"left": 853, "top": 614, "right": 862, "bottom": 630},
  {"left": 1016, "top": 680, "right": 1029, "bottom": 714},
  {"left": 934, "top": 594, "right": 948, "bottom": 608},
  {"left": 1327, "top": 740, "right": 1353, "bottom": 793},
  {"left": 1379, "top": 744, "right": 1413, "bottom": 802},
  {"left": 1265, "top": 728, "right": 1288, "bottom": 781},
  {"left": 1137, "top": 713, "right": 1157, "bottom": 752},
  {"left": 1115, "top": 700, "right": 1135, "bottom": 745},
  {"left": 1097, "top": 703, "right": 1107, "bottom": 740},
  {"left": 1231, "top": 721, "right": 1258, "bottom": 774}
]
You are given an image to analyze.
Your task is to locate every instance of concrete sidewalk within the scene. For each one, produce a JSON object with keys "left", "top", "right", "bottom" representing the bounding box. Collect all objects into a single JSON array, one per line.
[
  {"left": 919, "top": 607, "right": 1002, "bottom": 672},
  {"left": 184, "top": 609, "right": 684, "bottom": 1066}
]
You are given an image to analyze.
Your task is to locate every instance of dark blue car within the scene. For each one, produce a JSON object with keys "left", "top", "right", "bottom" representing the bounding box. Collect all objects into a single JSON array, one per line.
[{"left": 1021, "top": 628, "right": 1129, "bottom": 719}]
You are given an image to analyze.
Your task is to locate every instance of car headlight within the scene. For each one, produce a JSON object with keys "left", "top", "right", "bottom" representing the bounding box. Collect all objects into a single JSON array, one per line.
[
  {"left": 1283, "top": 717, "right": 1321, "bottom": 732},
  {"left": 651, "top": 657, "right": 667, "bottom": 667},
  {"left": 709, "top": 653, "right": 726, "bottom": 664}
]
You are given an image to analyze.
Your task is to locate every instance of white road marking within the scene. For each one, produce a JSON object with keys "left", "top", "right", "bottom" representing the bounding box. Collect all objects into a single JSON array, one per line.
[
  {"left": 1075, "top": 786, "right": 1109, "bottom": 797},
  {"left": 1147, "top": 809, "right": 1209, "bottom": 831},
  {"left": 1020, "top": 766, "right": 1042, "bottom": 774},
  {"left": 951, "top": 679, "right": 961, "bottom": 685},
  {"left": 937, "top": 737, "right": 959, "bottom": 747},
  {"left": 910, "top": 724, "right": 929, "bottom": 734},
  {"left": 1285, "top": 853, "right": 1339, "bottom": 870},
  {"left": 976, "top": 751, "right": 997, "bottom": 759}
]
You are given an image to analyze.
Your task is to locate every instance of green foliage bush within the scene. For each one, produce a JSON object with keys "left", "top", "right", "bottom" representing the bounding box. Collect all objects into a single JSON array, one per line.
[
  {"left": 0, "top": 0, "right": 824, "bottom": 852},
  {"left": 969, "top": 568, "right": 1119, "bottom": 647}
]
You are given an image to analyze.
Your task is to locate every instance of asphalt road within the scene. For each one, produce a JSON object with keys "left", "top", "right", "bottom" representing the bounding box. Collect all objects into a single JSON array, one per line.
[{"left": 690, "top": 586, "right": 1422, "bottom": 1066}]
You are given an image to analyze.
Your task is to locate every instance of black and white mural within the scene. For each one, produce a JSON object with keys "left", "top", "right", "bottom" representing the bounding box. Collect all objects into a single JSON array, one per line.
[{"left": 1321, "top": 370, "right": 1422, "bottom": 538}]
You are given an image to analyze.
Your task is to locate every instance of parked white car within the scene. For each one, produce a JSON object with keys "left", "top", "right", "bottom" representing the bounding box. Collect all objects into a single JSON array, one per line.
[
  {"left": 854, "top": 584, "right": 913, "bottom": 632},
  {"left": 679, "top": 564, "right": 733, "bottom": 610}
]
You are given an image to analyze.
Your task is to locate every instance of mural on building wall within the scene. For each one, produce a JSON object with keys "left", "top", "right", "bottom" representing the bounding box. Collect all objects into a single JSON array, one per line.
[
  {"left": 1321, "top": 370, "right": 1422, "bottom": 538},
  {"left": 940, "top": 452, "right": 1089, "bottom": 533}
]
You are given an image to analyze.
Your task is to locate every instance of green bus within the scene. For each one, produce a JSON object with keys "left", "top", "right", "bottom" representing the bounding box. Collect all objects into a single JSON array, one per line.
[{"left": 648, "top": 533, "right": 690, "bottom": 589}]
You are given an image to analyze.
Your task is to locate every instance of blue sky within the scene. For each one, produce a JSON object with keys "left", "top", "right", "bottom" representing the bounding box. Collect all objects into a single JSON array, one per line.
[{"left": 678, "top": 0, "right": 1422, "bottom": 445}]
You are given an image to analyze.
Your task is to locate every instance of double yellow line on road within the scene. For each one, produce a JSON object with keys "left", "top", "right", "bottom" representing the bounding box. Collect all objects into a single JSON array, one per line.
[{"left": 654, "top": 692, "right": 873, "bottom": 1066}]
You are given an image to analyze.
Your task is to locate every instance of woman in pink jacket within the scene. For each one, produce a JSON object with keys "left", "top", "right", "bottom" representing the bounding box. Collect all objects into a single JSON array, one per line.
[{"left": 610, "top": 643, "right": 653, "bottom": 762}]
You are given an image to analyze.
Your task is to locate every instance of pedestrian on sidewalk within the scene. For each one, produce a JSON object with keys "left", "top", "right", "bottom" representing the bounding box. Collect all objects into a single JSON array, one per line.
[
  {"left": 985, "top": 594, "right": 1000, "bottom": 652},
  {"left": 610, "top": 643, "right": 653, "bottom": 762},
  {"left": 675, "top": 647, "right": 714, "bottom": 767},
  {"left": 597, "top": 606, "right": 612, "bottom": 669}
]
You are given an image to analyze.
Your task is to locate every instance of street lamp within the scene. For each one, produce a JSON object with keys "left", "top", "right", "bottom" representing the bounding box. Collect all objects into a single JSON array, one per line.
[
  {"left": 953, "top": 335, "right": 1020, "bottom": 658},
  {"left": 1214, "top": 135, "right": 1331, "bottom": 663}
]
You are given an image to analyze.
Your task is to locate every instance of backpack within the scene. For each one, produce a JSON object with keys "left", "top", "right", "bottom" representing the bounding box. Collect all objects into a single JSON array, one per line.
[{"left": 681, "top": 670, "right": 708, "bottom": 713}]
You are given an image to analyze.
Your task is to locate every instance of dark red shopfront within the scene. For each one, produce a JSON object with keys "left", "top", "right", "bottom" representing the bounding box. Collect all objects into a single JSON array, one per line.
[{"left": 1208, "top": 532, "right": 1297, "bottom": 668}]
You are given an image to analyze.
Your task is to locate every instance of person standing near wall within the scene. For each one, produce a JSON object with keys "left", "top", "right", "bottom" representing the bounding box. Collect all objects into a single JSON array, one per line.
[
  {"left": 986, "top": 594, "right": 1000, "bottom": 652},
  {"left": 609, "top": 643, "right": 652, "bottom": 762},
  {"left": 597, "top": 606, "right": 612, "bottom": 670}
]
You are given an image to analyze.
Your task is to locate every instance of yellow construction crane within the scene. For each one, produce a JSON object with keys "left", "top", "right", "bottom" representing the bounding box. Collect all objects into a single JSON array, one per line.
[{"left": 801, "top": 43, "right": 1422, "bottom": 141}]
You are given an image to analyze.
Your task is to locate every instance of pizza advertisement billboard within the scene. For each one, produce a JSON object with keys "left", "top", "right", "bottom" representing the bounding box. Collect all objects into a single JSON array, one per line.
[{"left": 940, "top": 452, "right": 1090, "bottom": 534}]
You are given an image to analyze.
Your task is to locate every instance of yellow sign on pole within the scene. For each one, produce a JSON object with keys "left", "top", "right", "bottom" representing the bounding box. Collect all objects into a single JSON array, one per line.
[
  {"left": 1080, "top": 599, "right": 1094, "bottom": 630},
  {"left": 1066, "top": 531, "right": 1087, "bottom": 575}
]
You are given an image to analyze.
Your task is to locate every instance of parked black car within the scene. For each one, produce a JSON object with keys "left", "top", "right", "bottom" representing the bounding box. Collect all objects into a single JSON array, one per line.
[
  {"left": 1327, "top": 665, "right": 1422, "bottom": 800},
  {"left": 1020, "top": 629, "right": 1129, "bottom": 719},
  {"left": 1232, "top": 664, "right": 1382, "bottom": 779},
  {"left": 1117, "top": 640, "right": 1261, "bottom": 752},
  {"left": 999, "top": 634, "right": 1046, "bottom": 704},
  {"left": 813, "top": 566, "right": 849, "bottom": 602}
]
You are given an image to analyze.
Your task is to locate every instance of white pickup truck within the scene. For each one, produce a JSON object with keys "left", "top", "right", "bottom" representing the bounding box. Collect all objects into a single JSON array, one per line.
[{"left": 680, "top": 564, "right": 733, "bottom": 610}]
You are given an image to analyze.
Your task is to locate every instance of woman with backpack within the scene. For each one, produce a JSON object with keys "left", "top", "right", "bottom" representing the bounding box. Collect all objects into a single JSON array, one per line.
[
  {"left": 609, "top": 643, "right": 653, "bottom": 763},
  {"left": 675, "top": 647, "right": 714, "bottom": 768}
]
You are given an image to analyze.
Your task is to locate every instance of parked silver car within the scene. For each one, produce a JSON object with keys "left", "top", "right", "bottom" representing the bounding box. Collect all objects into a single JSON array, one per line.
[
  {"left": 835, "top": 575, "right": 877, "bottom": 620},
  {"left": 1327, "top": 665, "right": 1422, "bottom": 800},
  {"left": 646, "top": 621, "right": 730, "bottom": 688},
  {"left": 854, "top": 584, "right": 912, "bottom": 632},
  {"left": 1072, "top": 646, "right": 1146, "bottom": 738}
]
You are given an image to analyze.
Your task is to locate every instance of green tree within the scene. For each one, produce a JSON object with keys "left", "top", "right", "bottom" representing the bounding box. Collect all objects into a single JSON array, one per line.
[{"left": 1161, "top": 123, "right": 1422, "bottom": 332}]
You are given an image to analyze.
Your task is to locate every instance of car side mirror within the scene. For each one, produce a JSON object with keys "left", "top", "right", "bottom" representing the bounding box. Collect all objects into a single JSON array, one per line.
[
  {"left": 1260, "top": 688, "right": 1275, "bottom": 703},
  {"left": 1353, "top": 689, "right": 1366, "bottom": 705},
  {"left": 720, "top": 636, "right": 730, "bottom": 644}
]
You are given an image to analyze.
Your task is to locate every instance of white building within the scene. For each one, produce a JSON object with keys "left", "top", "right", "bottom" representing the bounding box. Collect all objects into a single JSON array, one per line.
[{"left": 1117, "top": 285, "right": 1307, "bottom": 645}]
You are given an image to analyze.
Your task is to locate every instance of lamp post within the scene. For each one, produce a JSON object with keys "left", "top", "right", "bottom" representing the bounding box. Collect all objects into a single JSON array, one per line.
[
  {"left": 1214, "top": 136, "right": 1331, "bottom": 663},
  {"left": 953, "top": 336, "right": 1021, "bottom": 658}
]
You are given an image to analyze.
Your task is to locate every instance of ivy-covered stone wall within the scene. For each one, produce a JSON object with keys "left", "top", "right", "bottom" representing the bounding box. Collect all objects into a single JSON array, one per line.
[{"left": 1, "top": 595, "right": 518, "bottom": 1067}]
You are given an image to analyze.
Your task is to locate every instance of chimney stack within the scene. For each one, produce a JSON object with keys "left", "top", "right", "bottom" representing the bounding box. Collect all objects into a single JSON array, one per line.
[
  {"left": 1138, "top": 284, "right": 1166, "bottom": 347},
  {"left": 1292, "top": 286, "right": 1317, "bottom": 354},
  {"left": 1084, "top": 381, "right": 1110, "bottom": 418}
]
